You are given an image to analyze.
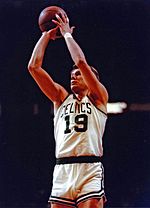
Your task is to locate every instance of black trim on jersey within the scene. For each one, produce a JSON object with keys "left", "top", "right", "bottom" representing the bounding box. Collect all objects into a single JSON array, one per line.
[
  {"left": 87, "top": 95, "right": 107, "bottom": 116},
  {"left": 73, "top": 93, "right": 81, "bottom": 101},
  {"left": 76, "top": 190, "right": 105, "bottom": 205},
  {"left": 100, "top": 162, "right": 105, "bottom": 190},
  {"left": 62, "top": 94, "right": 71, "bottom": 104},
  {"left": 49, "top": 191, "right": 105, "bottom": 207},
  {"left": 76, "top": 189, "right": 104, "bottom": 201},
  {"left": 54, "top": 94, "right": 71, "bottom": 118},
  {"left": 76, "top": 193, "right": 105, "bottom": 206},
  {"left": 56, "top": 156, "right": 102, "bottom": 164},
  {"left": 49, "top": 199, "right": 76, "bottom": 207},
  {"left": 50, "top": 195, "right": 75, "bottom": 202}
]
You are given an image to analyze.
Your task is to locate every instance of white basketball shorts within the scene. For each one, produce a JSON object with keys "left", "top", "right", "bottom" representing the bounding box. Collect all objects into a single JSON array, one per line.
[{"left": 48, "top": 162, "right": 106, "bottom": 207}]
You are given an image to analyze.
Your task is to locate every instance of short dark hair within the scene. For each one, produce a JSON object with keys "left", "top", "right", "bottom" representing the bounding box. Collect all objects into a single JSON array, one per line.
[{"left": 72, "top": 65, "right": 100, "bottom": 80}]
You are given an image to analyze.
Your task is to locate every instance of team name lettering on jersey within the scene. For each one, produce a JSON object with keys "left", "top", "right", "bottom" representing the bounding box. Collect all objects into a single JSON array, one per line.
[
  {"left": 61, "top": 102, "right": 91, "bottom": 117},
  {"left": 54, "top": 95, "right": 107, "bottom": 157}
]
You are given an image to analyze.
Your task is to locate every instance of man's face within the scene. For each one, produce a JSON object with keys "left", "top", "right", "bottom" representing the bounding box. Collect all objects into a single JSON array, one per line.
[{"left": 70, "top": 69, "right": 87, "bottom": 93}]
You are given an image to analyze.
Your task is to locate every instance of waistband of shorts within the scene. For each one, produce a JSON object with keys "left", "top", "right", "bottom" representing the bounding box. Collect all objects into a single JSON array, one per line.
[{"left": 56, "top": 156, "right": 102, "bottom": 164}]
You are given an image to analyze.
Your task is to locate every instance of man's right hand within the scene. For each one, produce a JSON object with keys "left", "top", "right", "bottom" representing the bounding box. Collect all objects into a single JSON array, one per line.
[{"left": 46, "top": 26, "right": 62, "bottom": 40}]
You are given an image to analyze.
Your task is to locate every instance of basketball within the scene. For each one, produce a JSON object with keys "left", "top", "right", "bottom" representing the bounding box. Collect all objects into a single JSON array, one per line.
[{"left": 38, "top": 6, "right": 67, "bottom": 34}]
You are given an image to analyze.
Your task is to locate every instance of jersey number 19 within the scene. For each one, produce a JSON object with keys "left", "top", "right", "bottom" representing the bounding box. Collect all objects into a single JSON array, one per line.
[{"left": 64, "top": 114, "right": 88, "bottom": 134}]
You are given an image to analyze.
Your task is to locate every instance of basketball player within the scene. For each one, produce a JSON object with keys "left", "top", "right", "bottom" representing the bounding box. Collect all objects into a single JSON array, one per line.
[{"left": 28, "top": 13, "right": 108, "bottom": 208}]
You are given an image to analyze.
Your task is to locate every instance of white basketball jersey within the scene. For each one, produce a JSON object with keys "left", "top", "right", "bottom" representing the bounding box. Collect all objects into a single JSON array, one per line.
[{"left": 54, "top": 94, "right": 107, "bottom": 158}]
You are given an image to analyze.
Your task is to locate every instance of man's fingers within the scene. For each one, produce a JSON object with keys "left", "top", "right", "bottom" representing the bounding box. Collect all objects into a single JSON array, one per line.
[
  {"left": 71, "top": 26, "right": 75, "bottom": 34},
  {"left": 55, "top": 14, "right": 63, "bottom": 24},
  {"left": 66, "top": 17, "right": 69, "bottom": 23},
  {"left": 61, "top": 13, "right": 66, "bottom": 23},
  {"left": 63, "top": 13, "right": 69, "bottom": 23},
  {"left": 54, "top": 13, "right": 69, "bottom": 25},
  {"left": 52, "top": 19, "right": 61, "bottom": 26}
]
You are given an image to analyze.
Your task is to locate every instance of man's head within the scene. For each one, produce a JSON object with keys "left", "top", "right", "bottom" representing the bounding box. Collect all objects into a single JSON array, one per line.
[
  {"left": 72, "top": 65, "right": 100, "bottom": 80},
  {"left": 70, "top": 65, "right": 100, "bottom": 94}
]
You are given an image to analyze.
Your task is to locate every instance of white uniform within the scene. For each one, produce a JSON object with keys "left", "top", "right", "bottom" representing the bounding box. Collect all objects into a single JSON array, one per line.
[{"left": 49, "top": 94, "right": 107, "bottom": 207}]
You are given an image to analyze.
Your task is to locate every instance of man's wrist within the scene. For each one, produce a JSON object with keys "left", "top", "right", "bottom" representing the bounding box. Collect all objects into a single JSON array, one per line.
[
  {"left": 63, "top": 32, "right": 73, "bottom": 39},
  {"left": 42, "top": 31, "right": 49, "bottom": 39}
]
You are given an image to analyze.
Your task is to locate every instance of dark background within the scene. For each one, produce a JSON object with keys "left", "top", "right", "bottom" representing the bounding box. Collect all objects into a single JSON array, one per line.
[{"left": 0, "top": 0, "right": 150, "bottom": 207}]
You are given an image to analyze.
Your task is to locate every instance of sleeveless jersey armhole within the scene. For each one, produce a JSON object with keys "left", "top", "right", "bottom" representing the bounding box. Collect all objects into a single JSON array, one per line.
[
  {"left": 87, "top": 95, "right": 107, "bottom": 117},
  {"left": 54, "top": 94, "right": 71, "bottom": 117}
]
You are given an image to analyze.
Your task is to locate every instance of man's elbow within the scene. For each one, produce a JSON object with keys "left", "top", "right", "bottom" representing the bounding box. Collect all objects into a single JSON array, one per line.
[
  {"left": 28, "top": 63, "right": 39, "bottom": 73},
  {"left": 28, "top": 64, "right": 33, "bottom": 72},
  {"left": 76, "top": 58, "right": 87, "bottom": 68}
]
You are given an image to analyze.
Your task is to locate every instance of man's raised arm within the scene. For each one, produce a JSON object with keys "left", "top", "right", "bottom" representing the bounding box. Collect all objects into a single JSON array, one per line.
[
  {"left": 53, "top": 14, "right": 108, "bottom": 107},
  {"left": 28, "top": 28, "right": 68, "bottom": 104}
]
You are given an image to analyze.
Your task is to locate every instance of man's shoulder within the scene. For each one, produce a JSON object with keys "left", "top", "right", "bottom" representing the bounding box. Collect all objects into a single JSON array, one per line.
[
  {"left": 87, "top": 93, "right": 107, "bottom": 114},
  {"left": 53, "top": 93, "right": 72, "bottom": 114}
]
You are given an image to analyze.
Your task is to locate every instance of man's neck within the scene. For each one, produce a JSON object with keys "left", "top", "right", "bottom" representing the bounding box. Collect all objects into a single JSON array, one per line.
[{"left": 73, "top": 90, "right": 88, "bottom": 101}]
